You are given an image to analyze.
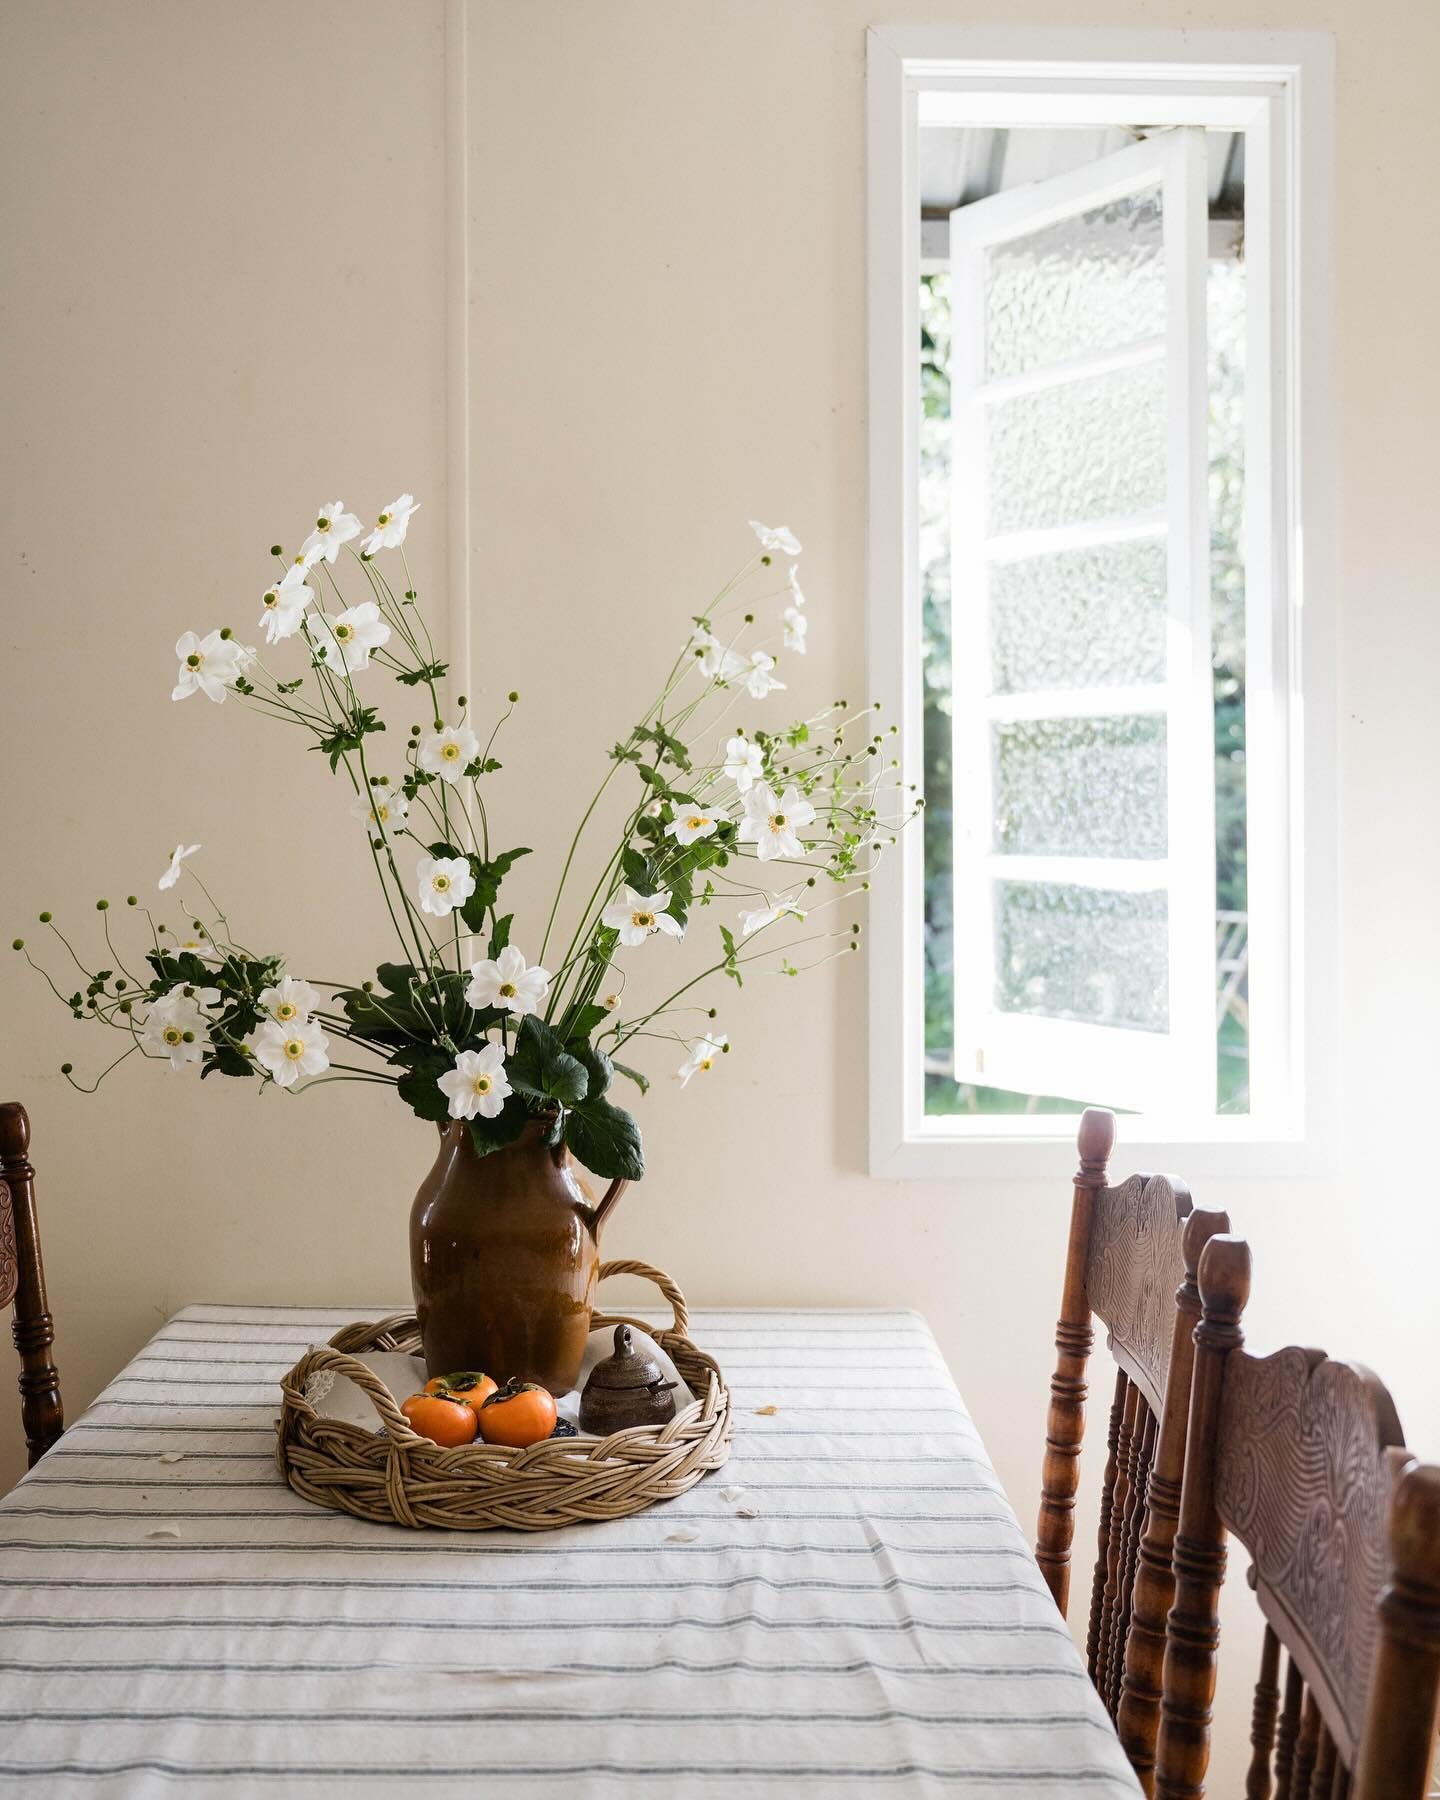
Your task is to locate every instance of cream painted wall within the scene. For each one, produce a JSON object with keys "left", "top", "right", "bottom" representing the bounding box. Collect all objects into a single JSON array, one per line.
[{"left": 2, "top": 1, "right": 1437, "bottom": 1788}]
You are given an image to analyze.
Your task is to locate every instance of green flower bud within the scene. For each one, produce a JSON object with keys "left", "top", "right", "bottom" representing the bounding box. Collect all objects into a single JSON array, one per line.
[
  {"left": 192, "top": 920, "right": 203, "bottom": 932},
  {"left": 11, "top": 939, "right": 23, "bottom": 951},
  {"left": 96, "top": 898, "right": 109, "bottom": 911},
  {"left": 181, "top": 1030, "right": 195, "bottom": 1043},
  {"left": 119, "top": 1000, "right": 132, "bottom": 1014},
  {"left": 219, "top": 627, "right": 233, "bottom": 641},
  {"left": 760, "top": 553, "right": 772, "bottom": 566},
  {"left": 806, "top": 877, "right": 816, "bottom": 888},
  {"left": 39, "top": 911, "right": 52, "bottom": 923},
  {"left": 86, "top": 996, "right": 97, "bottom": 1009},
  {"left": 861, "top": 880, "right": 871, "bottom": 891},
  {"left": 362, "top": 980, "right": 375, "bottom": 993},
  {"left": 851, "top": 922, "right": 861, "bottom": 934},
  {"left": 270, "top": 543, "right": 283, "bottom": 557},
  {"left": 182, "top": 985, "right": 195, "bottom": 998},
  {"left": 915, "top": 797, "right": 925, "bottom": 809},
  {"left": 127, "top": 895, "right": 138, "bottom": 906},
  {"left": 60, "top": 1063, "right": 73, "bottom": 1076},
  {"left": 457, "top": 695, "right": 468, "bottom": 708},
  {"left": 848, "top": 940, "right": 859, "bottom": 951},
  {"left": 433, "top": 719, "right": 444, "bottom": 731},
  {"left": 116, "top": 979, "right": 127, "bottom": 991},
  {"left": 508, "top": 691, "right": 520, "bottom": 704},
  {"left": 744, "top": 612, "right": 754, "bottom": 624}
]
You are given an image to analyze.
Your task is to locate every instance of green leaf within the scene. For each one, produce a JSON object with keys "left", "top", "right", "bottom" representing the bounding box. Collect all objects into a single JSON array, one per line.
[
  {"left": 564, "top": 1097, "right": 645, "bottom": 1182},
  {"left": 397, "top": 1062, "right": 450, "bottom": 1123},
  {"left": 612, "top": 1060, "right": 650, "bottom": 1097},
  {"left": 467, "top": 1094, "right": 533, "bottom": 1157},
  {"left": 488, "top": 914, "right": 512, "bottom": 959},
  {"left": 456, "top": 847, "right": 533, "bottom": 933},
  {"left": 393, "top": 660, "right": 449, "bottom": 687},
  {"left": 572, "top": 1041, "right": 613, "bottom": 1104},
  {"left": 563, "top": 1003, "right": 610, "bottom": 1045},
  {"left": 509, "top": 1015, "right": 588, "bottom": 1108},
  {"left": 376, "top": 962, "right": 419, "bottom": 996},
  {"left": 311, "top": 706, "right": 386, "bottom": 771},
  {"left": 201, "top": 1042, "right": 256, "bottom": 1081},
  {"left": 719, "top": 924, "right": 743, "bottom": 987},
  {"left": 620, "top": 849, "right": 654, "bottom": 893}
]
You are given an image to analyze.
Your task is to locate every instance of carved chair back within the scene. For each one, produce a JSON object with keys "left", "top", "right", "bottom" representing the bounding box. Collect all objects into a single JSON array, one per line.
[
  {"left": 0, "top": 1102, "right": 64, "bottom": 1465},
  {"left": 1037, "top": 1107, "right": 1230, "bottom": 1792},
  {"left": 1156, "top": 1235, "right": 1440, "bottom": 1800}
]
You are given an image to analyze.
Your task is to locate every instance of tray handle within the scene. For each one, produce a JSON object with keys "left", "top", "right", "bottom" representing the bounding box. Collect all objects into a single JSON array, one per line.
[{"left": 594, "top": 1258, "right": 688, "bottom": 1338}]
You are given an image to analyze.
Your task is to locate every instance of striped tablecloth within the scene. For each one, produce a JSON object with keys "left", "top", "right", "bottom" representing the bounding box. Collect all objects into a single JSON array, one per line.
[{"left": 0, "top": 1305, "right": 1140, "bottom": 1797}]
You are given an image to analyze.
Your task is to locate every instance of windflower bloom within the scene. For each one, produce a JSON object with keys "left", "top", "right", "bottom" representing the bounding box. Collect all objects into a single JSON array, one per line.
[
  {"left": 172, "top": 630, "right": 250, "bottom": 703},
  {"left": 749, "top": 520, "right": 802, "bottom": 556},
  {"left": 722, "top": 735, "right": 764, "bottom": 793},
  {"left": 158, "top": 843, "right": 201, "bottom": 891},
  {"left": 688, "top": 627, "right": 746, "bottom": 684},
  {"left": 739, "top": 896, "right": 807, "bottom": 936},
  {"left": 438, "top": 1044, "right": 511, "bottom": 1120},
  {"left": 419, "top": 722, "right": 480, "bottom": 785},
  {"left": 416, "top": 854, "right": 475, "bottom": 918},
  {"left": 664, "top": 802, "right": 728, "bottom": 845},
  {"left": 300, "top": 501, "right": 362, "bottom": 566},
  {"left": 787, "top": 565, "right": 806, "bottom": 608},
  {"left": 141, "top": 984, "right": 220, "bottom": 1071},
  {"left": 782, "top": 606, "right": 808, "bottom": 654},
  {"left": 259, "top": 565, "right": 313, "bottom": 645},
  {"left": 465, "top": 944, "right": 550, "bottom": 1018},
  {"left": 677, "top": 1033, "right": 727, "bottom": 1087},
  {"left": 738, "top": 781, "right": 817, "bottom": 862},
  {"left": 739, "top": 650, "right": 785, "bottom": 700},
  {"left": 360, "top": 493, "right": 420, "bottom": 556},
  {"left": 350, "top": 785, "right": 410, "bottom": 841},
  {"left": 249, "top": 1017, "right": 330, "bottom": 1089},
  {"left": 313, "top": 601, "right": 390, "bottom": 674},
  {"left": 257, "top": 976, "right": 320, "bottom": 1027},
  {"left": 601, "top": 886, "right": 684, "bottom": 947}
]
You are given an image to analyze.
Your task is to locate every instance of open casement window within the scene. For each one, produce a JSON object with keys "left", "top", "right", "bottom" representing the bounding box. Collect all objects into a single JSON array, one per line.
[{"left": 948, "top": 128, "right": 1216, "bottom": 1115}]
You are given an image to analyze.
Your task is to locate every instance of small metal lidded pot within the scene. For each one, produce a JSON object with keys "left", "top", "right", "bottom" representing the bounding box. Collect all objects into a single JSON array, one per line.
[{"left": 579, "top": 1324, "right": 679, "bottom": 1434}]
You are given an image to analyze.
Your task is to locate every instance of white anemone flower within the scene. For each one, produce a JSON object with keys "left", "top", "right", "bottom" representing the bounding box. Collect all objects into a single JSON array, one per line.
[
  {"left": 172, "top": 629, "right": 249, "bottom": 703},
  {"left": 419, "top": 722, "right": 480, "bottom": 785},
  {"left": 665, "top": 802, "right": 728, "bottom": 846},
  {"left": 416, "top": 854, "right": 475, "bottom": 918},
  {"left": 739, "top": 896, "right": 807, "bottom": 936},
  {"left": 259, "top": 565, "right": 313, "bottom": 645},
  {"left": 360, "top": 493, "right": 420, "bottom": 556},
  {"left": 350, "top": 784, "right": 410, "bottom": 841},
  {"left": 739, "top": 650, "right": 785, "bottom": 700},
  {"left": 787, "top": 565, "right": 806, "bottom": 608},
  {"left": 782, "top": 606, "right": 808, "bottom": 654},
  {"left": 299, "top": 501, "right": 362, "bottom": 566},
  {"left": 738, "top": 781, "right": 817, "bottom": 862},
  {"left": 438, "top": 1044, "right": 511, "bottom": 1121},
  {"left": 677, "top": 1033, "right": 728, "bottom": 1087},
  {"left": 249, "top": 1017, "right": 330, "bottom": 1089},
  {"left": 465, "top": 945, "right": 551, "bottom": 1018},
  {"left": 722, "top": 735, "right": 765, "bottom": 793},
  {"left": 601, "top": 886, "right": 684, "bottom": 947},
  {"left": 749, "top": 520, "right": 802, "bottom": 556},
  {"left": 141, "top": 984, "right": 220, "bottom": 1071},
  {"left": 257, "top": 976, "right": 321, "bottom": 1029},
  {"left": 688, "top": 627, "right": 746, "bottom": 684},
  {"left": 313, "top": 601, "right": 390, "bottom": 674},
  {"left": 158, "top": 843, "right": 201, "bottom": 891}
]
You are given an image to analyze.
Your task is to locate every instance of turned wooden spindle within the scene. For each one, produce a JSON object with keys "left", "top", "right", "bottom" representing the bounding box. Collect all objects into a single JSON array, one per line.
[
  {"left": 1353, "top": 1454, "right": 1440, "bottom": 1800},
  {"left": 1119, "top": 1205, "right": 1232, "bottom": 1794},
  {"left": 1243, "top": 1622, "right": 1282, "bottom": 1800},
  {"left": 1036, "top": 1105, "right": 1114, "bottom": 1614},
  {"left": 1155, "top": 1233, "right": 1252, "bottom": 1800},
  {"left": 0, "top": 1102, "right": 64, "bottom": 1464}
]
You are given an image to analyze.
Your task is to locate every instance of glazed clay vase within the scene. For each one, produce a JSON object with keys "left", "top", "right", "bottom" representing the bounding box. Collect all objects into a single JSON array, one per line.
[{"left": 409, "top": 1116, "right": 627, "bottom": 1394}]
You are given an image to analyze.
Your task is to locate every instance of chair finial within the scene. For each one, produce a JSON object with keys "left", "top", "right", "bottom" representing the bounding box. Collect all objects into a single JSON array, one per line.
[
  {"left": 1198, "top": 1233, "right": 1252, "bottom": 1326},
  {"left": 0, "top": 1102, "right": 30, "bottom": 1163},
  {"left": 1076, "top": 1108, "right": 1116, "bottom": 1184},
  {"left": 1182, "top": 1205, "right": 1232, "bottom": 1281}
]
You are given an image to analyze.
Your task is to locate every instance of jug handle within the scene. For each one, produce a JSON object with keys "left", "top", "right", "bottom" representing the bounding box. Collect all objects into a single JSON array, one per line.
[{"left": 592, "top": 1179, "right": 629, "bottom": 1235}]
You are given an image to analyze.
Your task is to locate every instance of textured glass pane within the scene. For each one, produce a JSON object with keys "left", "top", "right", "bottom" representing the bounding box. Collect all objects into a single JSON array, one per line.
[
  {"left": 990, "top": 537, "right": 1168, "bottom": 693},
  {"left": 993, "top": 716, "right": 1167, "bottom": 859},
  {"left": 987, "top": 359, "right": 1166, "bottom": 536},
  {"left": 985, "top": 187, "right": 1166, "bottom": 379},
  {"left": 995, "top": 883, "right": 1169, "bottom": 1032}
]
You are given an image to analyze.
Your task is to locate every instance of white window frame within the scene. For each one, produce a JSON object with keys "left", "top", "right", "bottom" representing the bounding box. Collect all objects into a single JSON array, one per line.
[{"left": 866, "top": 28, "right": 1338, "bottom": 1179}]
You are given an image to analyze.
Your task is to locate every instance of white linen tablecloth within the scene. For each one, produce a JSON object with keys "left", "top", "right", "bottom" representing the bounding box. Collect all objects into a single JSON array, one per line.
[{"left": 0, "top": 1305, "right": 1140, "bottom": 1797}]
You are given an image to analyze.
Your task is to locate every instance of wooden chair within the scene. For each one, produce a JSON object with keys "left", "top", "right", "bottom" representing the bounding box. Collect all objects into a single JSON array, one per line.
[
  {"left": 0, "top": 1101, "right": 64, "bottom": 1465},
  {"left": 1038, "top": 1106, "right": 1231, "bottom": 1791},
  {"left": 1157, "top": 1235, "right": 1440, "bottom": 1799}
]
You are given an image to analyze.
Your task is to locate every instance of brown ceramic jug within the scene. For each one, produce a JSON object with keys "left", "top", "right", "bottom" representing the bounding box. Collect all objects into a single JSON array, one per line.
[{"left": 409, "top": 1116, "right": 627, "bottom": 1394}]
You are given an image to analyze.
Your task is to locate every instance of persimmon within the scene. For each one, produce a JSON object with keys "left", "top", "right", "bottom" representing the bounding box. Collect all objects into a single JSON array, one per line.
[
  {"left": 400, "top": 1392, "right": 478, "bottom": 1447},
  {"left": 477, "top": 1379, "right": 559, "bottom": 1448},
  {"left": 424, "top": 1371, "right": 499, "bottom": 1413}
]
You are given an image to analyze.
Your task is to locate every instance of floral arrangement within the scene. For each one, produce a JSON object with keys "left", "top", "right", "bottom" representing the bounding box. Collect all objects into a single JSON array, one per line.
[{"left": 12, "top": 500, "right": 914, "bottom": 1181}]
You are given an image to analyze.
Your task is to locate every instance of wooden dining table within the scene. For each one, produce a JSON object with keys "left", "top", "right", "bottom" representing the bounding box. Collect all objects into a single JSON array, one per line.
[{"left": 0, "top": 1303, "right": 1141, "bottom": 1795}]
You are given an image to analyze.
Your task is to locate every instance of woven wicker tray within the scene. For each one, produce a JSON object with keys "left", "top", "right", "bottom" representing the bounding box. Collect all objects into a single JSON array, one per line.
[{"left": 275, "top": 1259, "right": 734, "bottom": 1530}]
